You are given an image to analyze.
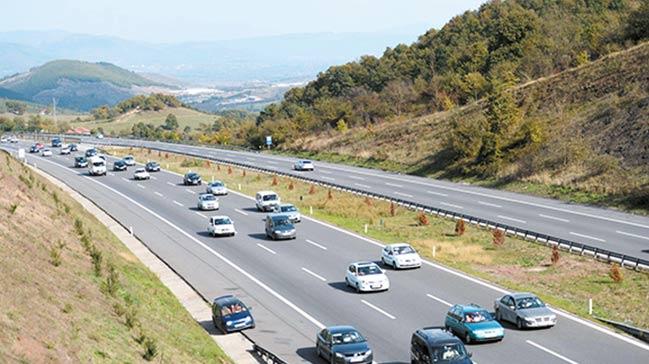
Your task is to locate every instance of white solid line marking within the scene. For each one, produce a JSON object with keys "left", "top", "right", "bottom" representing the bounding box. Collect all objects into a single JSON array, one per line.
[
  {"left": 570, "top": 232, "right": 606, "bottom": 242},
  {"left": 385, "top": 182, "right": 402, "bottom": 187},
  {"left": 268, "top": 161, "right": 278, "bottom": 164},
  {"left": 195, "top": 211, "right": 207, "bottom": 218},
  {"left": 497, "top": 215, "right": 527, "bottom": 224},
  {"left": 301, "top": 267, "right": 326, "bottom": 281},
  {"left": 616, "top": 230, "right": 649, "bottom": 241},
  {"left": 540, "top": 214, "right": 570, "bottom": 223},
  {"left": 440, "top": 202, "right": 463, "bottom": 209},
  {"left": 154, "top": 192, "right": 163, "bottom": 197},
  {"left": 121, "top": 177, "right": 130, "bottom": 182},
  {"left": 172, "top": 200, "right": 183, "bottom": 207},
  {"left": 321, "top": 176, "right": 336, "bottom": 181},
  {"left": 235, "top": 208, "right": 248, "bottom": 216},
  {"left": 256, "top": 243, "right": 277, "bottom": 255},
  {"left": 354, "top": 183, "right": 371, "bottom": 189},
  {"left": 137, "top": 184, "right": 145, "bottom": 189},
  {"left": 427, "top": 190, "right": 448, "bottom": 197},
  {"left": 185, "top": 189, "right": 195, "bottom": 194},
  {"left": 319, "top": 170, "right": 333, "bottom": 174},
  {"left": 305, "top": 239, "right": 327, "bottom": 250},
  {"left": 478, "top": 200, "right": 502, "bottom": 208},
  {"left": 245, "top": 157, "right": 256, "bottom": 161},
  {"left": 361, "top": 300, "right": 396, "bottom": 320},
  {"left": 526, "top": 340, "right": 579, "bottom": 364},
  {"left": 108, "top": 172, "right": 115, "bottom": 176},
  {"left": 349, "top": 175, "right": 365, "bottom": 180},
  {"left": 426, "top": 294, "right": 452, "bottom": 307},
  {"left": 394, "top": 191, "right": 413, "bottom": 198},
  {"left": 150, "top": 176, "right": 157, "bottom": 180},
  {"left": 166, "top": 181, "right": 175, "bottom": 186}
]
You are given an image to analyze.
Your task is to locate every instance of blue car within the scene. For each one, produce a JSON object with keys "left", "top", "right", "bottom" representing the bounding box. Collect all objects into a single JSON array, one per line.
[
  {"left": 211, "top": 295, "right": 255, "bottom": 333},
  {"left": 445, "top": 304, "right": 504, "bottom": 343}
]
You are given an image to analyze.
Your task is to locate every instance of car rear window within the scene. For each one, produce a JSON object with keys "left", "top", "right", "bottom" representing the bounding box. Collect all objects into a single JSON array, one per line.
[{"left": 263, "top": 194, "right": 277, "bottom": 201}]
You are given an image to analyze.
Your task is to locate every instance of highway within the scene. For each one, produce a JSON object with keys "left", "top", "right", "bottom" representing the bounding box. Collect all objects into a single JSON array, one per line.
[
  {"left": 4, "top": 140, "right": 649, "bottom": 364},
  {"left": 71, "top": 136, "right": 649, "bottom": 264}
]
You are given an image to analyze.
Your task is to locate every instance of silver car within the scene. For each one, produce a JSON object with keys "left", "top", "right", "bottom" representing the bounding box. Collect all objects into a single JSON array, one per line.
[
  {"left": 494, "top": 292, "right": 556, "bottom": 329},
  {"left": 207, "top": 181, "right": 228, "bottom": 196},
  {"left": 197, "top": 193, "right": 220, "bottom": 211},
  {"left": 276, "top": 203, "right": 301, "bottom": 222}
]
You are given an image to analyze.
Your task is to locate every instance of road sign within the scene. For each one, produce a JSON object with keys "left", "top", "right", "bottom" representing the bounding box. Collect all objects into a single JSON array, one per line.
[
  {"left": 265, "top": 136, "right": 272, "bottom": 146},
  {"left": 18, "top": 148, "right": 25, "bottom": 160}
]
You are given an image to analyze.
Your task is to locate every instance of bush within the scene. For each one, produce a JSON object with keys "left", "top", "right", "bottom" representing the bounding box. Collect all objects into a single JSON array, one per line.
[
  {"left": 492, "top": 229, "right": 505, "bottom": 246},
  {"left": 455, "top": 219, "right": 466, "bottom": 236},
  {"left": 8, "top": 203, "right": 18, "bottom": 214},
  {"left": 610, "top": 264, "right": 623, "bottom": 283},
  {"left": 364, "top": 196, "right": 372, "bottom": 206},
  {"left": 242, "top": 170, "right": 246, "bottom": 177},
  {"left": 104, "top": 261, "right": 120, "bottom": 297},
  {"left": 271, "top": 176, "right": 278, "bottom": 186},
  {"left": 90, "top": 246, "right": 103, "bottom": 277},
  {"left": 142, "top": 337, "right": 159, "bottom": 361},
  {"left": 288, "top": 181, "right": 294, "bottom": 190},
  {"left": 327, "top": 190, "right": 333, "bottom": 200},
  {"left": 551, "top": 245, "right": 560, "bottom": 265},
  {"left": 227, "top": 166, "right": 232, "bottom": 175},
  {"left": 49, "top": 245, "right": 62, "bottom": 267},
  {"left": 390, "top": 202, "right": 396, "bottom": 217},
  {"left": 74, "top": 218, "right": 84, "bottom": 235},
  {"left": 125, "top": 305, "right": 139, "bottom": 329},
  {"left": 417, "top": 212, "right": 430, "bottom": 226},
  {"left": 308, "top": 185, "right": 316, "bottom": 195}
]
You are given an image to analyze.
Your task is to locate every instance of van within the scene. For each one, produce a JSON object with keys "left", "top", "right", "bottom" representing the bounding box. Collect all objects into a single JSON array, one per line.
[
  {"left": 410, "top": 327, "right": 473, "bottom": 364},
  {"left": 255, "top": 190, "right": 280, "bottom": 212},
  {"left": 88, "top": 157, "right": 107, "bottom": 176}
]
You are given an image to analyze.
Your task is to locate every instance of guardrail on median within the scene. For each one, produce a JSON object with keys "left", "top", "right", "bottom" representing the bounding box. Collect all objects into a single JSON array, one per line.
[
  {"left": 241, "top": 333, "right": 289, "bottom": 364},
  {"left": 27, "top": 132, "right": 649, "bottom": 272}
]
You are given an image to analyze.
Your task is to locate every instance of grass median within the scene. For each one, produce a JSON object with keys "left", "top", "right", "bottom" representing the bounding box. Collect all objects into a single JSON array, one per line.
[{"left": 106, "top": 146, "right": 649, "bottom": 331}]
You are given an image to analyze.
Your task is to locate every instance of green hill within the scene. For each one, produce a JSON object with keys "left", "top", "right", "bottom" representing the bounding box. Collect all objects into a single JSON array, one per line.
[{"left": 0, "top": 60, "right": 163, "bottom": 111}]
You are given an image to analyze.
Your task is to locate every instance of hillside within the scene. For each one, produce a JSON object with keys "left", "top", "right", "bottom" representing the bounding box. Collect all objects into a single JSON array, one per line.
[
  {"left": 0, "top": 152, "right": 230, "bottom": 362},
  {"left": 0, "top": 60, "right": 162, "bottom": 111},
  {"left": 284, "top": 41, "right": 649, "bottom": 212}
]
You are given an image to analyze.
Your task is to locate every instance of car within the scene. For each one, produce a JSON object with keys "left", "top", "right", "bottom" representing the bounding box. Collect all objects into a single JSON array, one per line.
[
  {"left": 9, "top": 136, "right": 18, "bottom": 143},
  {"left": 315, "top": 326, "right": 373, "bottom": 364},
  {"left": 445, "top": 304, "right": 504, "bottom": 343},
  {"left": 207, "top": 215, "right": 236, "bottom": 237},
  {"left": 265, "top": 213, "right": 296, "bottom": 240},
  {"left": 381, "top": 243, "right": 422, "bottom": 269},
  {"left": 197, "top": 193, "right": 219, "bottom": 210},
  {"left": 211, "top": 295, "right": 254, "bottom": 333},
  {"left": 41, "top": 148, "right": 53, "bottom": 157},
  {"left": 206, "top": 180, "right": 228, "bottom": 196},
  {"left": 183, "top": 172, "right": 202, "bottom": 185},
  {"left": 29, "top": 145, "right": 39, "bottom": 153},
  {"left": 345, "top": 261, "right": 390, "bottom": 293},
  {"left": 35, "top": 143, "right": 44, "bottom": 150},
  {"left": 85, "top": 148, "right": 98, "bottom": 158},
  {"left": 51, "top": 138, "right": 62, "bottom": 147},
  {"left": 145, "top": 161, "right": 160, "bottom": 172},
  {"left": 494, "top": 292, "right": 557, "bottom": 329},
  {"left": 123, "top": 155, "right": 135, "bottom": 166},
  {"left": 133, "top": 168, "right": 150, "bottom": 180},
  {"left": 74, "top": 156, "right": 89, "bottom": 168},
  {"left": 60, "top": 145, "right": 71, "bottom": 155},
  {"left": 294, "top": 159, "right": 315, "bottom": 171},
  {"left": 276, "top": 203, "right": 301, "bottom": 223},
  {"left": 88, "top": 157, "right": 107, "bottom": 176},
  {"left": 96, "top": 133, "right": 104, "bottom": 139},
  {"left": 113, "top": 160, "right": 128, "bottom": 171},
  {"left": 255, "top": 190, "right": 280, "bottom": 212},
  {"left": 69, "top": 144, "right": 78, "bottom": 152},
  {"left": 410, "top": 327, "right": 473, "bottom": 364},
  {"left": 0, "top": 136, "right": 7, "bottom": 143}
]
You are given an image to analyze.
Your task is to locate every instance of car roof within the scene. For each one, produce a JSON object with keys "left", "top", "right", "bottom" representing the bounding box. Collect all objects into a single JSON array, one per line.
[
  {"left": 511, "top": 292, "right": 535, "bottom": 299},
  {"left": 352, "top": 261, "right": 378, "bottom": 267},
  {"left": 135, "top": 168, "right": 146, "bottom": 171},
  {"left": 213, "top": 295, "right": 243, "bottom": 306},
  {"left": 417, "top": 327, "right": 462, "bottom": 345},
  {"left": 280, "top": 203, "right": 295, "bottom": 207},
  {"left": 327, "top": 325, "right": 358, "bottom": 334},
  {"left": 456, "top": 304, "right": 485, "bottom": 312},
  {"left": 387, "top": 243, "right": 412, "bottom": 248},
  {"left": 257, "top": 190, "right": 277, "bottom": 195},
  {"left": 267, "top": 213, "right": 291, "bottom": 220},
  {"left": 210, "top": 215, "right": 230, "bottom": 220}
]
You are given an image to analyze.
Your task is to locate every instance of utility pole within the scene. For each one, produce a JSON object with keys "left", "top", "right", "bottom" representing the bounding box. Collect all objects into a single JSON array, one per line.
[{"left": 52, "top": 97, "right": 57, "bottom": 122}]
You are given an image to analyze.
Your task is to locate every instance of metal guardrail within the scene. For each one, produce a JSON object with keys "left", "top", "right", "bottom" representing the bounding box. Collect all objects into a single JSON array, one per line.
[
  {"left": 241, "top": 333, "right": 289, "bottom": 364},
  {"left": 26, "top": 132, "right": 649, "bottom": 272},
  {"left": 595, "top": 317, "right": 649, "bottom": 344}
]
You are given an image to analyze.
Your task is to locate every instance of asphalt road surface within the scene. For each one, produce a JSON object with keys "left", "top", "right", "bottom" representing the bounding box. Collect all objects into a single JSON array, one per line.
[{"left": 4, "top": 140, "right": 649, "bottom": 364}]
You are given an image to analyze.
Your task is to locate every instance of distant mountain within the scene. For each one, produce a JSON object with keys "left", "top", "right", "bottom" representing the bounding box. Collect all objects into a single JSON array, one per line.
[
  {"left": 0, "top": 30, "right": 422, "bottom": 85},
  {"left": 0, "top": 60, "right": 162, "bottom": 111}
]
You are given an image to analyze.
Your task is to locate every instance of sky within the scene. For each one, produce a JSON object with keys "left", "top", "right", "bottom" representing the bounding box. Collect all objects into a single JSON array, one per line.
[{"left": 2, "top": 0, "right": 487, "bottom": 43}]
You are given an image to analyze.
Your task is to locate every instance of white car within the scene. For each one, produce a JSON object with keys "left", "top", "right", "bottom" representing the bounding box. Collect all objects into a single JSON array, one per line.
[
  {"left": 345, "top": 261, "right": 390, "bottom": 293},
  {"left": 294, "top": 160, "right": 315, "bottom": 171},
  {"left": 277, "top": 203, "right": 301, "bottom": 223},
  {"left": 381, "top": 243, "right": 422, "bottom": 269},
  {"left": 10, "top": 136, "right": 18, "bottom": 143},
  {"left": 198, "top": 193, "right": 220, "bottom": 211},
  {"left": 255, "top": 190, "right": 280, "bottom": 212},
  {"left": 41, "top": 148, "right": 53, "bottom": 157},
  {"left": 133, "top": 168, "right": 150, "bottom": 180},
  {"left": 207, "top": 215, "right": 236, "bottom": 237},
  {"left": 88, "top": 157, "right": 107, "bottom": 176},
  {"left": 123, "top": 155, "right": 135, "bottom": 166},
  {"left": 206, "top": 181, "right": 228, "bottom": 196},
  {"left": 0, "top": 136, "right": 8, "bottom": 143},
  {"left": 60, "top": 145, "right": 71, "bottom": 155}
]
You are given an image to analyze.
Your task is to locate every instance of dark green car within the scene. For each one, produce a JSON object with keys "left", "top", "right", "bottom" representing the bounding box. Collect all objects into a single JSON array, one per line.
[{"left": 445, "top": 304, "right": 504, "bottom": 343}]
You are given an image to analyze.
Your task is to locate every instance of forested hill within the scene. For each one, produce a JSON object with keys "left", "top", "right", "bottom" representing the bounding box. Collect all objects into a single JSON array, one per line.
[{"left": 256, "top": 0, "right": 648, "bottom": 141}]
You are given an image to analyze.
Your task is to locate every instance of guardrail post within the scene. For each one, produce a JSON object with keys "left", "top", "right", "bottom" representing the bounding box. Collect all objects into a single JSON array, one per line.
[
  {"left": 364, "top": 224, "right": 368, "bottom": 233},
  {"left": 588, "top": 298, "right": 593, "bottom": 315},
  {"left": 129, "top": 226, "right": 133, "bottom": 236},
  {"left": 432, "top": 246, "right": 436, "bottom": 258},
  {"left": 238, "top": 183, "right": 241, "bottom": 191},
  {"left": 309, "top": 206, "right": 313, "bottom": 215}
]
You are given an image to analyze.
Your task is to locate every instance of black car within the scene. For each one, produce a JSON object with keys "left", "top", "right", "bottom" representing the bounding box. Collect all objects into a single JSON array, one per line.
[
  {"left": 411, "top": 327, "right": 473, "bottom": 364},
  {"left": 113, "top": 160, "right": 128, "bottom": 171},
  {"left": 145, "top": 161, "right": 160, "bottom": 172},
  {"left": 85, "top": 148, "right": 98, "bottom": 158},
  {"left": 316, "top": 326, "right": 373, "bottom": 364},
  {"left": 29, "top": 145, "right": 39, "bottom": 153},
  {"left": 183, "top": 172, "right": 202, "bottom": 185},
  {"left": 74, "top": 156, "right": 88, "bottom": 168},
  {"left": 51, "top": 137, "right": 62, "bottom": 147},
  {"left": 69, "top": 144, "right": 78, "bottom": 152},
  {"left": 211, "top": 295, "right": 255, "bottom": 333}
]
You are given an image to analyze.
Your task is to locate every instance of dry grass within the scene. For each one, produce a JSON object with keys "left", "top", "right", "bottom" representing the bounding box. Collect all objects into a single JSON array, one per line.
[
  {"left": 105, "top": 146, "right": 649, "bottom": 330},
  {"left": 0, "top": 151, "right": 230, "bottom": 363}
]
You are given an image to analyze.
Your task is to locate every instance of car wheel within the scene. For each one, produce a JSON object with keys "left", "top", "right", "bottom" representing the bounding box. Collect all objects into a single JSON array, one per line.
[
  {"left": 465, "top": 333, "right": 471, "bottom": 344},
  {"left": 392, "top": 260, "right": 398, "bottom": 269},
  {"left": 315, "top": 343, "right": 322, "bottom": 358},
  {"left": 516, "top": 318, "right": 524, "bottom": 330},
  {"left": 495, "top": 309, "right": 501, "bottom": 321},
  {"left": 381, "top": 257, "right": 386, "bottom": 266},
  {"left": 355, "top": 282, "right": 361, "bottom": 293}
]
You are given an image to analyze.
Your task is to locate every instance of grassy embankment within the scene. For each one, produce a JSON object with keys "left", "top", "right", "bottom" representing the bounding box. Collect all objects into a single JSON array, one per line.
[
  {"left": 107, "top": 147, "right": 649, "bottom": 330},
  {"left": 0, "top": 151, "right": 231, "bottom": 363}
]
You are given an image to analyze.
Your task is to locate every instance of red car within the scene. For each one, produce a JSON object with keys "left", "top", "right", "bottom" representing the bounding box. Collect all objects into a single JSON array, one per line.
[{"left": 35, "top": 142, "right": 44, "bottom": 149}]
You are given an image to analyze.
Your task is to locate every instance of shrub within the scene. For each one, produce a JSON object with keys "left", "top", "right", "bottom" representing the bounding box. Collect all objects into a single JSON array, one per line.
[
  {"left": 74, "top": 218, "right": 84, "bottom": 235},
  {"left": 610, "top": 264, "right": 623, "bottom": 283},
  {"left": 308, "top": 185, "right": 316, "bottom": 195},
  {"left": 455, "top": 219, "right": 466, "bottom": 236},
  {"left": 217, "top": 164, "right": 221, "bottom": 171},
  {"left": 417, "top": 212, "right": 430, "bottom": 226},
  {"left": 51, "top": 191, "right": 59, "bottom": 205},
  {"left": 18, "top": 175, "right": 32, "bottom": 189},
  {"left": 364, "top": 196, "right": 372, "bottom": 206},
  {"left": 204, "top": 160, "right": 210, "bottom": 168},
  {"left": 288, "top": 181, "right": 294, "bottom": 190},
  {"left": 327, "top": 189, "right": 333, "bottom": 200},
  {"left": 164, "top": 152, "right": 169, "bottom": 159},
  {"left": 492, "top": 229, "right": 505, "bottom": 246},
  {"left": 62, "top": 303, "right": 73, "bottom": 314},
  {"left": 157, "top": 151, "right": 161, "bottom": 157},
  {"left": 271, "top": 176, "right": 278, "bottom": 186},
  {"left": 90, "top": 246, "right": 103, "bottom": 277},
  {"left": 242, "top": 170, "right": 246, "bottom": 177},
  {"left": 124, "top": 305, "right": 139, "bottom": 329},
  {"left": 113, "top": 302, "right": 126, "bottom": 317},
  {"left": 8, "top": 203, "right": 18, "bottom": 214},
  {"left": 142, "top": 337, "right": 159, "bottom": 361},
  {"left": 104, "top": 261, "right": 120, "bottom": 297},
  {"left": 551, "top": 245, "right": 560, "bottom": 265},
  {"left": 227, "top": 166, "right": 232, "bottom": 175},
  {"left": 49, "top": 245, "right": 62, "bottom": 267},
  {"left": 390, "top": 202, "right": 396, "bottom": 217}
]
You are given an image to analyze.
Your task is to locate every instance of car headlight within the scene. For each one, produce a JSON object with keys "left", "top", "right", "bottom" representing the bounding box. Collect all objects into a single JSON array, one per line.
[
  {"left": 525, "top": 318, "right": 535, "bottom": 323},
  {"left": 226, "top": 320, "right": 233, "bottom": 326},
  {"left": 365, "top": 349, "right": 372, "bottom": 356},
  {"left": 335, "top": 353, "right": 344, "bottom": 358}
]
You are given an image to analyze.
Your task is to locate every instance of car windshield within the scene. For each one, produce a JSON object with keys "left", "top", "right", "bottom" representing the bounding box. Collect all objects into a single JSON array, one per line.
[
  {"left": 516, "top": 296, "right": 545, "bottom": 309},
  {"left": 136, "top": 169, "right": 145, "bottom": 173},
  {"left": 220, "top": 302, "right": 247, "bottom": 317},
  {"left": 125, "top": 156, "right": 133, "bottom": 160},
  {"left": 76, "top": 157, "right": 85, "bottom": 161},
  {"left": 201, "top": 195, "right": 216, "bottom": 201},
  {"left": 432, "top": 344, "right": 469, "bottom": 362},
  {"left": 116, "top": 161, "right": 124, "bottom": 165},
  {"left": 188, "top": 173, "right": 198, "bottom": 179},
  {"left": 394, "top": 245, "right": 416, "bottom": 255},
  {"left": 465, "top": 310, "right": 492, "bottom": 323},
  {"left": 331, "top": 330, "right": 365, "bottom": 345},
  {"left": 357, "top": 265, "right": 382, "bottom": 276},
  {"left": 214, "top": 218, "right": 232, "bottom": 225},
  {"left": 273, "top": 218, "right": 291, "bottom": 227},
  {"left": 92, "top": 161, "right": 104, "bottom": 167},
  {"left": 281, "top": 205, "right": 297, "bottom": 212},
  {"left": 211, "top": 182, "right": 224, "bottom": 187},
  {"left": 149, "top": 162, "right": 158, "bottom": 166},
  {"left": 263, "top": 194, "right": 277, "bottom": 201}
]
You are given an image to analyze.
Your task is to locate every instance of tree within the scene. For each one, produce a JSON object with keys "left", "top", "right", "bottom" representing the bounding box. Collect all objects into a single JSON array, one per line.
[
  {"left": 92, "top": 105, "right": 111, "bottom": 120},
  {"left": 163, "top": 113, "right": 179, "bottom": 131},
  {"left": 5, "top": 101, "right": 26, "bottom": 115},
  {"left": 461, "top": 72, "right": 488, "bottom": 101},
  {"left": 625, "top": 2, "right": 649, "bottom": 42}
]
